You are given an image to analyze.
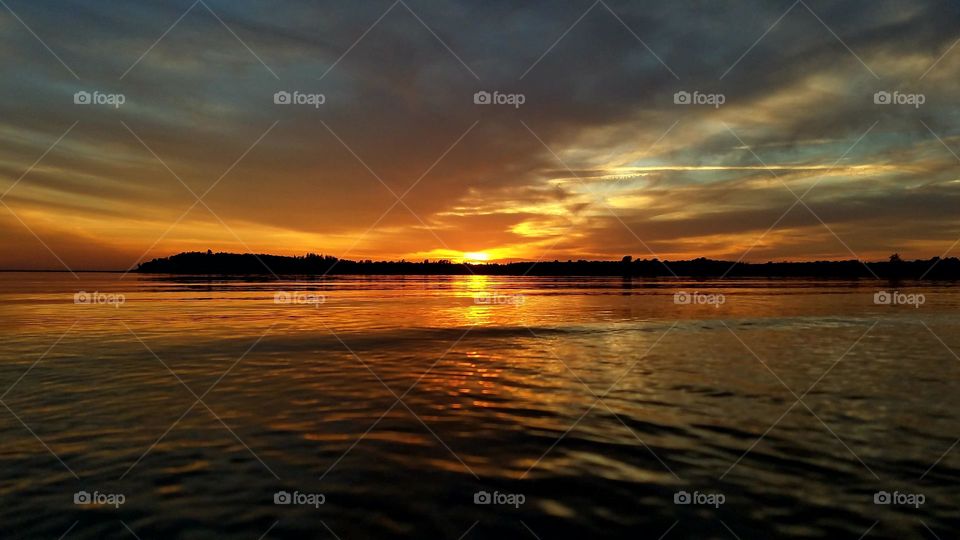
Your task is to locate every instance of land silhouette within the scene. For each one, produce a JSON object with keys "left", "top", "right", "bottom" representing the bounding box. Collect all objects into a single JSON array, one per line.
[{"left": 136, "top": 251, "right": 960, "bottom": 279}]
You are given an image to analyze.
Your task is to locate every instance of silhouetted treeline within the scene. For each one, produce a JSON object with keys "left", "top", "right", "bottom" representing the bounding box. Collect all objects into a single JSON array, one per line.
[{"left": 135, "top": 251, "right": 960, "bottom": 279}]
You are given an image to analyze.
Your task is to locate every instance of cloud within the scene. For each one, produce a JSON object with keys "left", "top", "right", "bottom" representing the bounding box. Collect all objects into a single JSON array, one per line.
[{"left": 1, "top": 0, "right": 959, "bottom": 267}]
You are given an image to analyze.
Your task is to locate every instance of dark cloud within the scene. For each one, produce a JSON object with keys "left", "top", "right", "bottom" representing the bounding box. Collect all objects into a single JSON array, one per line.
[{"left": 1, "top": 0, "right": 959, "bottom": 268}]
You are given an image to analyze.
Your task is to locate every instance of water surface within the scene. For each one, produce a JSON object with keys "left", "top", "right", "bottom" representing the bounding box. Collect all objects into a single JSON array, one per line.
[{"left": 1, "top": 273, "right": 958, "bottom": 539}]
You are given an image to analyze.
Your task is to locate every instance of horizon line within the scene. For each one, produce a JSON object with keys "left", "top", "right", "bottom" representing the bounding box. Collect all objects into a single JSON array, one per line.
[{"left": 2, "top": 251, "right": 948, "bottom": 274}]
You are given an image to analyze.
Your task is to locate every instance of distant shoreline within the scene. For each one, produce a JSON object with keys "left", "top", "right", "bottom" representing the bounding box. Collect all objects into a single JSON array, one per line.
[
  {"left": 0, "top": 269, "right": 127, "bottom": 273},
  {"left": 115, "top": 251, "right": 960, "bottom": 280}
]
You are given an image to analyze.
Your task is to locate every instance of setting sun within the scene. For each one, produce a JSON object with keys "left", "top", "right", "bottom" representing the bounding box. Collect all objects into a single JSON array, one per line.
[{"left": 463, "top": 252, "right": 490, "bottom": 262}]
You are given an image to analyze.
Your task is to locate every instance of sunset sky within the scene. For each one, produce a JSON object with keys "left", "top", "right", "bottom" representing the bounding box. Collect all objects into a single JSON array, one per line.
[{"left": 1, "top": 0, "right": 959, "bottom": 270}]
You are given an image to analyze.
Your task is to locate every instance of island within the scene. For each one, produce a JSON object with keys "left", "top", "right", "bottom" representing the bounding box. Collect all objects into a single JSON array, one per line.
[{"left": 135, "top": 252, "right": 960, "bottom": 279}]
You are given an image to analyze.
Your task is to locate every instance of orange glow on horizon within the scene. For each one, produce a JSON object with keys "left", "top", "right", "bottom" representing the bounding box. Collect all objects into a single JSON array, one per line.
[{"left": 463, "top": 252, "right": 490, "bottom": 263}]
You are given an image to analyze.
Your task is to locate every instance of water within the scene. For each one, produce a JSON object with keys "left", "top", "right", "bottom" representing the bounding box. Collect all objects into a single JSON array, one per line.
[{"left": 1, "top": 273, "right": 958, "bottom": 539}]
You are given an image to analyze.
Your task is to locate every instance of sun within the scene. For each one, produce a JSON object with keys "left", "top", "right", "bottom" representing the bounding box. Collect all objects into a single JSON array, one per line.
[{"left": 463, "top": 251, "right": 490, "bottom": 263}]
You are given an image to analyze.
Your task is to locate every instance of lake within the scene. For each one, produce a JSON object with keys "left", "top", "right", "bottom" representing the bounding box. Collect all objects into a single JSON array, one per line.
[{"left": 0, "top": 273, "right": 957, "bottom": 539}]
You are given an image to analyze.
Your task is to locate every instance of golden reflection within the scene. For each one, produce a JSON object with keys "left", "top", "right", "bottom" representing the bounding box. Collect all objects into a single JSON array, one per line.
[
  {"left": 464, "top": 304, "right": 493, "bottom": 326},
  {"left": 458, "top": 275, "right": 493, "bottom": 326},
  {"left": 463, "top": 274, "right": 490, "bottom": 291}
]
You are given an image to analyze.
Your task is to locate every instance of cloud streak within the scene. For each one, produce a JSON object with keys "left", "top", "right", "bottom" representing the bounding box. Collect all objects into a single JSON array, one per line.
[{"left": 0, "top": 0, "right": 958, "bottom": 269}]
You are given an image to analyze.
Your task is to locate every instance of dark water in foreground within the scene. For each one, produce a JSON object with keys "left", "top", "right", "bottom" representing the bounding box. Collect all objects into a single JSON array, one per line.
[{"left": 1, "top": 273, "right": 958, "bottom": 539}]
